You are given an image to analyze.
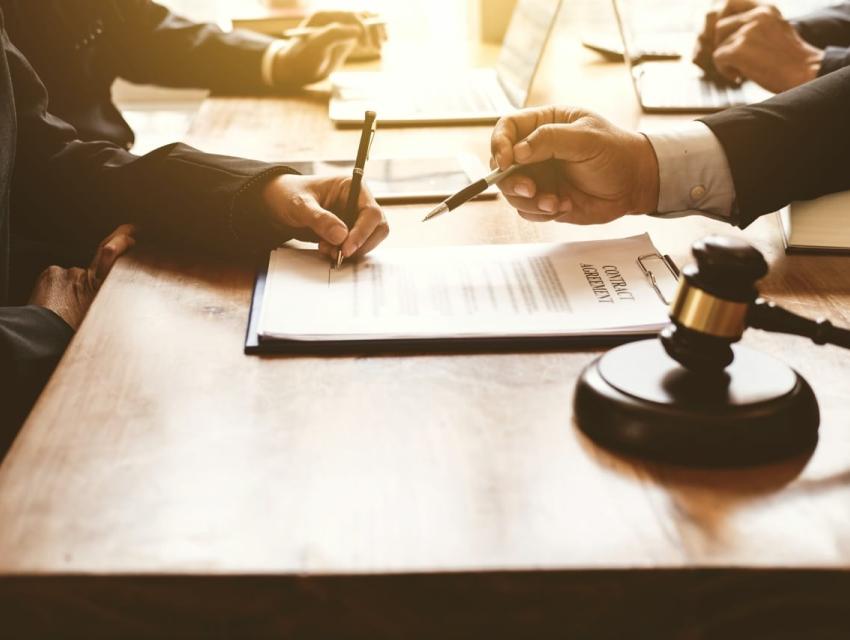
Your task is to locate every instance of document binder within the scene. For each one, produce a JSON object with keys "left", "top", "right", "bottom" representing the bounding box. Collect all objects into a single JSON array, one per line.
[{"left": 244, "top": 239, "right": 679, "bottom": 355}]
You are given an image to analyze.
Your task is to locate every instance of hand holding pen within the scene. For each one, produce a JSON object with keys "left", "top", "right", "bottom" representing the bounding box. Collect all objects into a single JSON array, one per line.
[
  {"left": 424, "top": 106, "right": 660, "bottom": 224},
  {"left": 487, "top": 106, "right": 660, "bottom": 225},
  {"left": 333, "top": 110, "right": 380, "bottom": 268},
  {"left": 258, "top": 174, "right": 387, "bottom": 263},
  {"left": 260, "top": 111, "right": 384, "bottom": 264}
]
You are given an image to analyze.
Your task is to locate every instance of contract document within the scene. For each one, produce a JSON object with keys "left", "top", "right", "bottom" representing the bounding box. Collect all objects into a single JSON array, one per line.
[{"left": 249, "top": 234, "right": 677, "bottom": 350}]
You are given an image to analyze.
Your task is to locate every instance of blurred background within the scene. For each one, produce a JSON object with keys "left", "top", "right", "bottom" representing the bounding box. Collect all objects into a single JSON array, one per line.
[{"left": 116, "top": 0, "right": 827, "bottom": 153}]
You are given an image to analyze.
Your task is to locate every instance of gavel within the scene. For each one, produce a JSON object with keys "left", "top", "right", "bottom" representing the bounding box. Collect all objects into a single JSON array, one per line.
[
  {"left": 574, "top": 235, "right": 849, "bottom": 466},
  {"left": 661, "top": 235, "right": 850, "bottom": 374}
]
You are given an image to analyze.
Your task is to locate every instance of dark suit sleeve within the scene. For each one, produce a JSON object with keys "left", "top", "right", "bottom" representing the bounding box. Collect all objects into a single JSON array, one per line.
[
  {"left": 792, "top": 2, "right": 850, "bottom": 48},
  {"left": 699, "top": 65, "right": 850, "bottom": 228},
  {"left": 5, "top": 25, "right": 294, "bottom": 258},
  {"left": 0, "top": 306, "right": 72, "bottom": 444},
  {"left": 107, "top": 0, "right": 275, "bottom": 93},
  {"left": 792, "top": 2, "right": 850, "bottom": 75}
]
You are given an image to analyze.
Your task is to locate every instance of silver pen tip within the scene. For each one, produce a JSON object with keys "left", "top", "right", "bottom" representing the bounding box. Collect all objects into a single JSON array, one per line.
[{"left": 422, "top": 202, "right": 449, "bottom": 222}]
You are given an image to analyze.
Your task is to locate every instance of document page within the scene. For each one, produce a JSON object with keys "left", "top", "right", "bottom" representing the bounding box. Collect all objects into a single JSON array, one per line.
[{"left": 258, "top": 234, "right": 675, "bottom": 342}]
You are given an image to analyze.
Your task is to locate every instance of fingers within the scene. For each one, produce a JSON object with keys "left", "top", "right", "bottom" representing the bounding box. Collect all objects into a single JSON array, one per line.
[
  {"left": 499, "top": 160, "right": 560, "bottom": 197},
  {"left": 502, "top": 167, "right": 570, "bottom": 217},
  {"left": 491, "top": 109, "right": 547, "bottom": 169},
  {"left": 713, "top": 11, "right": 752, "bottom": 48},
  {"left": 90, "top": 224, "right": 137, "bottom": 285},
  {"left": 499, "top": 173, "right": 538, "bottom": 199},
  {"left": 317, "top": 240, "right": 335, "bottom": 259},
  {"left": 503, "top": 176, "right": 572, "bottom": 217},
  {"left": 304, "top": 11, "right": 387, "bottom": 48},
  {"left": 305, "top": 10, "right": 367, "bottom": 32},
  {"left": 265, "top": 175, "right": 351, "bottom": 247},
  {"left": 266, "top": 175, "right": 389, "bottom": 258},
  {"left": 491, "top": 107, "right": 578, "bottom": 169},
  {"left": 491, "top": 107, "right": 599, "bottom": 170},
  {"left": 717, "top": 0, "right": 762, "bottom": 20},
  {"left": 693, "top": 10, "right": 718, "bottom": 74},
  {"left": 712, "top": 38, "right": 746, "bottom": 84},
  {"left": 512, "top": 122, "right": 597, "bottom": 165},
  {"left": 305, "top": 23, "right": 362, "bottom": 51},
  {"left": 324, "top": 39, "right": 358, "bottom": 76},
  {"left": 297, "top": 196, "right": 351, "bottom": 247},
  {"left": 300, "top": 23, "right": 361, "bottom": 80},
  {"left": 550, "top": 185, "right": 624, "bottom": 225},
  {"left": 351, "top": 220, "right": 390, "bottom": 258},
  {"left": 340, "top": 186, "right": 389, "bottom": 258},
  {"left": 504, "top": 185, "right": 625, "bottom": 226},
  {"left": 505, "top": 192, "right": 571, "bottom": 219},
  {"left": 491, "top": 114, "right": 523, "bottom": 170},
  {"left": 695, "top": 1, "right": 764, "bottom": 74}
]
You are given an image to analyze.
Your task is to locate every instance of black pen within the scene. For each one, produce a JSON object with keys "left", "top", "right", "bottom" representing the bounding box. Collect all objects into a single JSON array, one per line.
[
  {"left": 335, "top": 110, "right": 377, "bottom": 269},
  {"left": 421, "top": 163, "right": 521, "bottom": 222}
]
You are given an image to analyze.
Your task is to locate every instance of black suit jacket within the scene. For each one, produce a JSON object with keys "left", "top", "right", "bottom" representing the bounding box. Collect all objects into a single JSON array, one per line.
[
  {"left": 793, "top": 2, "right": 850, "bottom": 76},
  {"left": 0, "top": 11, "right": 294, "bottom": 441},
  {"left": 701, "top": 64, "right": 850, "bottom": 228},
  {"left": 1, "top": 0, "right": 275, "bottom": 148}
]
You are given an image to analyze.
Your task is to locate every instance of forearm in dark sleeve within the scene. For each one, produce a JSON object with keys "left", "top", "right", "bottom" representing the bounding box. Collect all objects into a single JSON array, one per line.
[
  {"left": 819, "top": 45, "right": 850, "bottom": 76},
  {"left": 792, "top": 2, "right": 850, "bottom": 49},
  {"left": 699, "top": 65, "right": 850, "bottom": 228},
  {"left": 0, "top": 305, "right": 72, "bottom": 442},
  {"left": 110, "top": 0, "right": 274, "bottom": 94},
  {"left": 5, "top": 26, "right": 295, "bottom": 258}
]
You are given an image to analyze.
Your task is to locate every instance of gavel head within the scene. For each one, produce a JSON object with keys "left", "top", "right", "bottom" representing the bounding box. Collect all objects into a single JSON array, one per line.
[{"left": 660, "top": 235, "right": 768, "bottom": 373}]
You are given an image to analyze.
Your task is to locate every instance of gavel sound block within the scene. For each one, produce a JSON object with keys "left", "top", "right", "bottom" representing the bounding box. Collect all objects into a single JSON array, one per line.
[{"left": 573, "top": 236, "right": 850, "bottom": 467}]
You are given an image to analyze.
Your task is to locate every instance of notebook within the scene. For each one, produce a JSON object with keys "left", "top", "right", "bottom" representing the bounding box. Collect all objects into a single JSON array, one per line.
[
  {"left": 245, "top": 233, "right": 678, "bottom": 354},
  {"left": 778, "top": 191, "right": 850, "bottom": 253}
]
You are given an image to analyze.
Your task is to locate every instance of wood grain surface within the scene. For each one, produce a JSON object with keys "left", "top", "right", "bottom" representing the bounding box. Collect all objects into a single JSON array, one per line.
[{"left": 1, "top": 23, "right": 849, "bottom": 639}]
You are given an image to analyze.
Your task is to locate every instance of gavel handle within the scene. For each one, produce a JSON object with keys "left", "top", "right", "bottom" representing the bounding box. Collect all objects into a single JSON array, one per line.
[{"left": 749, "top": 298, "right": 850, "bottom": 349}]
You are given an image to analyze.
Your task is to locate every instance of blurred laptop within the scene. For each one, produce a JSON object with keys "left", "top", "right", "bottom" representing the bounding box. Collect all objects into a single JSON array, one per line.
[
  {"left": 612, "top": 0, "right": 771, "bottom": 113},
  {"left": 328, "top": 0, "right": 563, "bottom": 126}
]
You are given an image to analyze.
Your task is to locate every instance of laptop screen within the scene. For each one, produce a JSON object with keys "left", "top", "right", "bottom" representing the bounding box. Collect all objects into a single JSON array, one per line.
[
  {"left": 496, "top": 0, "right": 563, "bottom": 108},
  {"left": 611, "top": 0, "right": 640, "bottom": 70}
]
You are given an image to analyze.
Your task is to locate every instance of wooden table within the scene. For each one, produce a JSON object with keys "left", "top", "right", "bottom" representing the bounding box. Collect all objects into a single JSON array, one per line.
[{"left": 1, "top": 28, "right": 850, "bottom": 638}]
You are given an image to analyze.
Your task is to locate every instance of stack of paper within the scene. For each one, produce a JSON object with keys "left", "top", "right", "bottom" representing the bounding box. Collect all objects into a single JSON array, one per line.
[
  {"left": 778, "top": 192, "right": 850, "bottom": 253},
  {"left": 255, "top": 234, "right": 677, "bottom": 345}
]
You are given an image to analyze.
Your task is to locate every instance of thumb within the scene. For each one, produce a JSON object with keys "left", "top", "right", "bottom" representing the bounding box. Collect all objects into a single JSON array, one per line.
[
  {"left": 91, "top": 223, "right": 137, "bottom": 284},
  {"left": 512, "top": 123, "right": 598, "bottom": 165},
  {"left": 294, "top": 195, "right": 349, "bottom": 246}
]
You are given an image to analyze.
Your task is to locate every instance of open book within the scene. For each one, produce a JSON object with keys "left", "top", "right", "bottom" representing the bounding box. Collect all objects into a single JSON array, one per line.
[
  {"left": 245, "top": 234, "right": 678, "bottom": 353},
  {"left": 778, "top": 191, "right": 850, "bottom": 253}
]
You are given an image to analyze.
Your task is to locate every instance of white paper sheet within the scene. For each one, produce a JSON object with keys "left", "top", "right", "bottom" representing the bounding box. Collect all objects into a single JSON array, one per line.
[{"left": 258, "top": 234, "right": 675, "bottom": 342}]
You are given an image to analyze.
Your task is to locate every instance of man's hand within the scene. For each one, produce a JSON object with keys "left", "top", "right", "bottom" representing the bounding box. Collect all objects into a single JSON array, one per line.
[
  {"left": 712, "top": 6, "right": 823, "bottom": 91},
  {"left": 490, "top": 107, "right": 659, "bottom": 225},
  {"left": 28, "top": 225, "right": 136, "bottom": 330},
  {"left": 273, "top": 11, "right": 380, "bottom": 87},
  {"left": 262, "top": 174, "right": 389, "bottom": 259},
  {"left": 693, "top": 1, "right": 823, "bottom": 91},
  {"left": 693, "top": 0, "right": 761, "bottom": 78}
]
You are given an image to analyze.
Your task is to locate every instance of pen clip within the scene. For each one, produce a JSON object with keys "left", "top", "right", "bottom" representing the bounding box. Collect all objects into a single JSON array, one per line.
[{"left": 366, "top": 125, "right": 376, "bottom": 160}]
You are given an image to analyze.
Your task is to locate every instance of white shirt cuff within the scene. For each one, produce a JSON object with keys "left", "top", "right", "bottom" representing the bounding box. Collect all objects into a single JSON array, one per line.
[
  {"left": 261, "top": 40, "right": 292, "bottom": 87},
  {"left": 643, "top": 121, "right": 736, "bottom": 221}
]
